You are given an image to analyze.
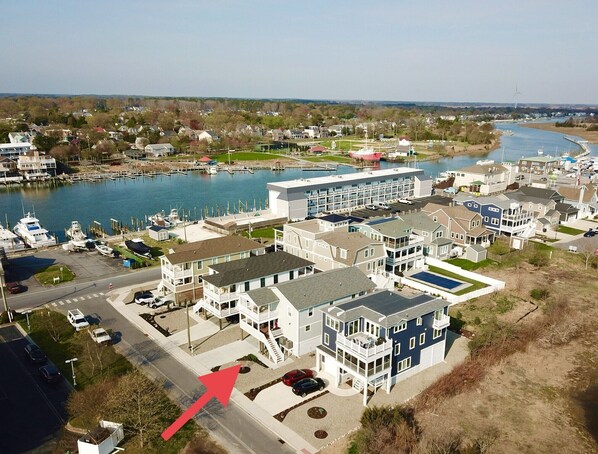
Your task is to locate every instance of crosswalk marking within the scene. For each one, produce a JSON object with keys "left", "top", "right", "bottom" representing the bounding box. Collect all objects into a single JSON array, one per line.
[
  {"left": 99, "top": 292, "right": 104, "bottom": 296},
  {"left": 86, "top": 295, "right": 92, "bottom": 300},
  {"left": 72, "top": 298, "right": 78, "bottom": 302},
  {"left": 44, "top": 304, "right": 50, "bottom": 308},
  {"left": 66, "top": 299, "right": 71, "bottom": 304},
  {"left": 51, "top": 302, "right": 57, "bottom": 307},
  {"left": 92, "top": 293, "right": 99, "bottom": 298},
  {"left": 58, "top": 301, "right": 65, "bottom": 305}
]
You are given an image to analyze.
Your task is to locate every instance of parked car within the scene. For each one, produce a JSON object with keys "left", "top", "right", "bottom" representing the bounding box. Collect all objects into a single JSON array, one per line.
[
  {"left": 373, "top": 201, "right": 390, "bottom": 210},
  {"left": 149, "top": 296, "right": 170, "bottom": 309},
  {"left": 282, "top": 369, "right": 315, "bottom": 386},
  {"left": 584, "top": 230, "right": 596, "bottom": 238},
  {"left": 398, "top": 198, "right": 414, "bottom": 205},
  {"left": 6, "top": 282, "right": 25, "bottom": 294},
  {"left": 89, "top": 328, "right": 112, "bottom": 345},
  {"left": 67, "top": 309, "right": 90, "bottom": 331},
  {"left": 39, "top": 365, "right": 62, "bottom": 383},
  {"left": 292, "top": 377, "right": 325, "bottom": 397},
  {"left": 134, "top": 291, "right": 154, "bottom": 305},
  {"left": 24, "top": 344, "right": 47, "bottom": 364},
  {"left": 365, "top": 204, "right": 378, "bottom": 210}
]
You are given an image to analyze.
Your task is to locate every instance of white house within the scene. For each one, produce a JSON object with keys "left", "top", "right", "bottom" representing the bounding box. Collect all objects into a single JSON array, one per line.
[
  {"left": 449, "top": 162, "right": 514, "bottom": 195},
  {"left": 145, "top": 143, "right": 175, "bottom": 157}
]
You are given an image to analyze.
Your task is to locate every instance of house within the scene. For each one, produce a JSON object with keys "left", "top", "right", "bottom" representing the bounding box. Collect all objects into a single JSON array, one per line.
[
  {"left": 421, "top": 203, "right": 495, "bottom": 247},
  {"left": 199, "top": 251, "right": 314, "bottom": 329},
  {"left": 557, "top": 184, "right": 598, "bottom": 219},
  {"left": 16, "top": 151, "right": 57, "bottom": 180},
  {"left": 0, "top": 142, "right": 32, "bottom": 159},
  {"left": 269, "top": 129, "right": 285, "bottom": 141},
  {"left": 145, "top": 143, "right": 175, "bottom": 157},
  {"left": 555, "top": 202, "right": 579, "bottom": 223},
  {"left": 506, "top": 187, "right": 563, "bottom": 232},
  {"left": 274, "top": 215, "right": 385, "bottom": 275},
  {"left": 8, "top": 132, "right": 35, "bottom": 144},
  {"left": 316, "top": 289, "right": 450, "bottom": 405},
  {"left": 351, "top": 217, "right": 425, "bottom": 276},
  {"left": 159, "top": 236, "right": 266, "bottom": 303},
  {"left": 239, "top": 267, "right": 376, "bottom": 364},
  {"left": 449, "top": 163, "right": 514, "bottom": 195},
  {"left": 148, "top": 225, "right": 169, "bottom": 241},
  {"left": 398, "top": 212, "right": 453, "bottom": 259},
  {"left": 196, "top": 130, "right": 220, "bottom": 143},
  {"left": 454, "top": 194, "right": 535, "bottom": 237},
  {"left": 518, "top": 156, "right": 561, "bottom": 175}
]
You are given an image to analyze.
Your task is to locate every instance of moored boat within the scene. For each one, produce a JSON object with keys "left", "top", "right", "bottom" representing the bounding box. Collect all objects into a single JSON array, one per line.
[
  {"left": 13, "top": 213, "right": 56, "bottom": 248},
  {"left": 65, "top": 220, "right": 88, "bottom": 248},
  {"left": 95, "top": 242, "right": 114, "bottom": 257},
  {"left": 0, "top": 222, "right": 25, "bottom": 252},
  {"left": 349, "top": 128, "right": 382, "bottom": 162}
]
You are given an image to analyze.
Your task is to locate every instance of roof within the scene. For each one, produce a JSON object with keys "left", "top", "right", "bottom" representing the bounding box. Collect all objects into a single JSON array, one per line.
[
  {"left": 457, "top": 163, "right": 509, "bottom": 175},
  {"left": 398, "top": 212, "right": 442, "bottom": 232},
  {"left": 245, "top": 287, "right": 279, "bottom": 307},
  {"left": 165, "top": 236, "right": 264, "bottom": 265},
  {"left": 148, "top": 225, "right": 167, "bottom": 232},
  {"left": 203, "top": 251, "right": 313, "bottom": 287},
  {"left": 518, "top": 186, "right": 562, "bottom": 200},
  {"left": 519, "top": 156, "right": 560, "bottom": 163},
  {"left": 319, "top": 214, "right": 350, "bottom": 223},
  {"left": 555, "top": 202, "right": 578, "bottom": 214},
  {"left": 557, "top": 184, "right": 596, "bottom": 203},
  {"left": 422, "top": 203, "right": 478, "bottom": 222},
  {"left": 274, "top": 267, "right": 376, "bottom": 311},
  {"left": 467, "top": 244, "right": 486, "bottom": 252},
  {"left": 363, "top": 218, "right": 412, "bottom": 238},
  {"left": 327, "top": 290, "right": 447, "bottom": 328},
  {"left": 319, "top": 232, "right": 383, "bottom": 266}
]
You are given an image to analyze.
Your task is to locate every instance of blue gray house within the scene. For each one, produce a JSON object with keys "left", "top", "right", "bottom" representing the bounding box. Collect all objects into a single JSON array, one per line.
[{"left": 316, "top": 290, "right": 450, "bottom": 405}]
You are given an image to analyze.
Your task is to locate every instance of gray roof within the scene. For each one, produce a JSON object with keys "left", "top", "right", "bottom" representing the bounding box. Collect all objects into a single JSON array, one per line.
[
  {"left": 203, "top": 251, "right": 313, "bottom": 287},
  {"left": 364, "top": 218, "right": 412, "bottom": 238},
  {"left": 517, "top": 186, "right": 562, "bottom": 200},
  {"left": 555, "top": 202, "right": 578, "bottom": 214},
  {"left": 456, "top": 194, "right": 514, "bottom": 210},
  {"left": 467, "top": 244, "right": 486, "bottom": 253},
  {"left": 399, "top": 212, "right": 442, "bottom": 232},
  {"left": 274, "top": 267, "right": 376, "bottom": 311},
  {"left": 432, "top": 237, "right": 453, "bottom": 246},
  {"left": 327, "top": 290, "right": 447, "bottom": 328},
  {"left": 245, "top": 287, "right": 279, "bottom": 307}
]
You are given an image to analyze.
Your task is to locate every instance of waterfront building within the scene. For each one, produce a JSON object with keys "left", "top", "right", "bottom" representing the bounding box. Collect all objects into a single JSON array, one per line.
[
  {"left": 16, "top": 151, "right": 57, "bottom": 180},
  {"left": 145, "top": 143, "right": 175, "bottom": 157},
  {"left": 518, "top": 156, "right": 560, "bottom": 175},
  {"left": 449, "top": 162, "right": 514, "bottom": 195},
  {"left": 159, "top": 236, "right": 265, "bottom": 303},
  {"left": 351, "top": 217, "right": 425, "bottom": 276},
  {"left": 267, "top": 168, "right": 432, "bottom": 220},
  {"left": 557, "top": 183, "right": 598, "bottom": 219},
  {"left": 454, "top": 194, "right": 535, "bottom": 237},
  {"left": 316, "top": 290, "right": 450, "bottom": 405},
  {"left": 239, "top": 267, "right": 376, "bottom": 364},
  {"left": 0, "top": 142, "right": 32, "bottom": 159},
  {"left": 274, "top": 214, "right": 386, "bottom": 275},
  {"left": 421, "top": 203, "right": 495, "bottom": 247},
  {"left": 398, "top": 212, "right": 453, "bottom": 260},
  {"left": 506, "top": 187, "right": 563, "bottom": 232},
  {"left": 199, "top": 251, "right": 314, "bottom": 329}
]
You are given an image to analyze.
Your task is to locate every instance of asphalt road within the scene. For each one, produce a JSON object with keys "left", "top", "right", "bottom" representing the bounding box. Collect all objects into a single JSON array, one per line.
[
  {"left": 0, "top": 325, "right": 71, "bottom": 454},
  {"left": 4, "top": 250, "right": 294, "bottom": 454}
]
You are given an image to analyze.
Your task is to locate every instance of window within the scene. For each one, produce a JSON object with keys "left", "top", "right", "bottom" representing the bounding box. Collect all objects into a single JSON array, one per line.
[
  {"left": 433, "top": 328, "right": 442, "bottom": 339},
  {"left": 273, "top": 274, "right": 278, "bottom": 284},
  {"left": 324, "top": 333, "right": 329, "bottom": 345},
  {"left": 211, "top": 257, "right": 217, "bottom": 265},
  {"left": 419, "top": 333, "right": 425, "bottom": 345},
  {"left": 364, "top": 249, "right": 369, "bottom": 258},
  {"left": 305, "top": 324, "right": 311, "bottom": 332},
  {"left": 290, "top": 270, "right": 294, "bottom": 280},
  {"left": 484, "top": 216, "right": 489, "bottom": 222},
  {"left": 340, "top": 249, "right": 347, "bottom": 259},
  {"left": 196, "top": 260, "right": 203, "bottom": 269},
  {"left": 260, "top": 277, "right": 266, "bottom": 287},
  {"left": 397, "top": 357, "right": 411, "bottom": 372},
  {"left": 244, "top": 281, "right": 250, "bottom": 291},
  {"left": 409, "top": 337, "right": 415, "bottom": 349},
  {"left": 394, "top": 343, "right": 401, "bottom": 356},
  {"left": 230, "top": 284, "right": 236, "bottom": 293},
  {"left": 394, "top": 321, "right": 407, "bottom": 333},
  {"left": 308, "top": 307, "right": 313, "bottom": 317},
  {"left": 416, "top": 317, "right": 422, "bottom": 326},
  {"left": 491, "top": 218, "right": 499, "bottom": 225}
]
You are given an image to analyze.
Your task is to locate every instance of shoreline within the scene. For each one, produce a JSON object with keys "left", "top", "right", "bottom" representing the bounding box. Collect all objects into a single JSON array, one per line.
[{"left": 520, "top": 122, "right": 598, "bottom": 144}]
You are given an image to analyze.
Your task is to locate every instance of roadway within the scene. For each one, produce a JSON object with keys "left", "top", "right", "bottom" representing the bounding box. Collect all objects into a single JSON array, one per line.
[{"left": 5, "top": 264, "right": 294, "bottom": 454}]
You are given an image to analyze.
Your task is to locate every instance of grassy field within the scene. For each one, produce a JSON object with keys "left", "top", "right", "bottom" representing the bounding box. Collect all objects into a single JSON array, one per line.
[
  {"left": 213, "top": 151, "right": 283, "bottom": 161},
  {"left": 558, "top": 225, "right": 586, "bottom": 235},
  {"left": 242, "top": 226, "right": 276, "bottom": 239},
  {"left": 445, "top": 258, "right": 495, "bottom": 271},
  {"left": 301, "top": 155, "right": 353, "bottom": 163},
  {"left": 35, "top": 264, "right": 76, "bottom": 285}
]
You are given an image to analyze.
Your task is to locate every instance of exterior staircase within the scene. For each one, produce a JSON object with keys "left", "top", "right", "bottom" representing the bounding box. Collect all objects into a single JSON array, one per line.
[
  {"left": 353, "top": 378, "right": 364, "bottom": 391},
  {"left": 193, "top": 299, "right": 204, "bottom": 314},
  {"left": 264, "top": 330, "right": 284, "bottom": 364}
]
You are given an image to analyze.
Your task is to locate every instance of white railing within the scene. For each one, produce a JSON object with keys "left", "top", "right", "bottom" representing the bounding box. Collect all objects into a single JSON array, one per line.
[
  {"left": 433, "top": 314, "right": 451, "bottom": 330},
  {"left": 238, "top": 306, "right": 279, "bottom": 323},
  {"left": 337, "top": 335, "right": 392, "bottom": 359}
]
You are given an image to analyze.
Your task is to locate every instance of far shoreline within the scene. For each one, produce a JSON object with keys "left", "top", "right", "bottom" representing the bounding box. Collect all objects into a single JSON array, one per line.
[{"left": 520, "top": 122, "right": 598, "bottom": 144}]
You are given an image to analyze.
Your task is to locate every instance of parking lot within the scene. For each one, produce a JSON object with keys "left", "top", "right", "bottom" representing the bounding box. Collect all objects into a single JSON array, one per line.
[{"left": 0, "top": 325, "right": 71, "bottom": 454}]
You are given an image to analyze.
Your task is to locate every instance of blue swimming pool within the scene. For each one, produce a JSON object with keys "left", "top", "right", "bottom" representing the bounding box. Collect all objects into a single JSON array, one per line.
[{"left": 410, "top": 271, "right": 463, "bottom": 290}]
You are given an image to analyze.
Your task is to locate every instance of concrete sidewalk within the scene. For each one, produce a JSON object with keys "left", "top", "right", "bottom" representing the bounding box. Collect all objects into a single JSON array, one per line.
[{"left": 107, "top": 284, "right": 318, "bottom": 454}]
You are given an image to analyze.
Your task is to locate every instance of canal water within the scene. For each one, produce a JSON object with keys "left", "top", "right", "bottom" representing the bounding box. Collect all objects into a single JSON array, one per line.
[{"left": 0, "top": 122, "right": 594, "bottom": 241}]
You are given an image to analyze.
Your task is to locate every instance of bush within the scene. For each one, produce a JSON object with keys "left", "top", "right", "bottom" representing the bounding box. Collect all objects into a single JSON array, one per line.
[
  {"left": 530, "top": 288, "right": 549, "bottom": 300},
  {"left": 495, "top": 296, "right": 514, "bottom": 314},
  {"left": 528, "top": 252, "right": 549, "bottom": 267}
]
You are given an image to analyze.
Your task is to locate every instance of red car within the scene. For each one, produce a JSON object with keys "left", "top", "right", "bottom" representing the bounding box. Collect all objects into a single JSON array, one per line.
[
  {"left": 6, "top": 282, "right": 25, "bottom": 294},
  {"left": 282, "top": 369, "right": 315, "bottom": 386}
]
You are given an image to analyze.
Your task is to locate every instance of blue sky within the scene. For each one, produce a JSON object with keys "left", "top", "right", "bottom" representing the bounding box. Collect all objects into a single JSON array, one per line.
[{"left": 2, "top": 0, "right": 596, "bottom": 104}]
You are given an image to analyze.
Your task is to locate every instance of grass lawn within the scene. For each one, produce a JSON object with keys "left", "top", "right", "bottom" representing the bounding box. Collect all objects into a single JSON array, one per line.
[
  {"left": 301, "top": 155, "right": 353, "bottom": 163},
  {"left": 35, "top": 264, "right": 75, "bottom": 285},
  {"left": 445, "top": 258, "right": 495, "bottom": 271},
  {"left": 558, "top": 225, "right": 586, "bottom": 235},
  {"left": 427, "top": 265, "right": 489, "bottom": 295},
  {"left": 112, "top": 245, "right": 158, "bottom": 267},
  {"left": 213, "top": 151, "right": 283, "bottom": 161},
  {"left": 242, "top": 226, "right": 276, "bottom": 239}
]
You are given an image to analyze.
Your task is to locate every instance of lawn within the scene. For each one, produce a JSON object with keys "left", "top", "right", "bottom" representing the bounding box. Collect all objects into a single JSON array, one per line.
[
  {"left": 301, "top": 155, "right": 353, "bottom": 163},
  {"left": 242, "top": 226, "right": 276, "bottom": 239},
  {"left": 445, "top": 258, "right": 495, "bottom": 271},
  {"left": 213, "top": 151, "right": 283, "bottom": 161},
  {"left": 558, "top": 225, "right": 586, "bottom": 235},
  {"left": 112, "top": 245, "right": 158, "bottom": 267},
  {"left": 35, "top": 264, "right": 76, "bottom": 285},
  {"left": 427, "top": 265, "right": 489, "bottom": 295}
]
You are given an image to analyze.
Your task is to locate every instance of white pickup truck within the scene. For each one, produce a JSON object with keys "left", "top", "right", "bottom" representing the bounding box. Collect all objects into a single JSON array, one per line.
[
  {"left": 89, "top": 328, "right": 112, "bottom": 345},
  {"left": 67, "top": 309, "right": 90, "bottom": 331}
]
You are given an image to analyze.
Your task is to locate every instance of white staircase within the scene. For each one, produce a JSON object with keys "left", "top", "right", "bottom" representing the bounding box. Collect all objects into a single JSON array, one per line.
[
  {"left": 265, "top": 330, "right": 284, "bottom": 364},
  {"left": 193, "top": 299, "right": 204, "bottom": 314},
  {"left": 353, "top": 378, "right": 364, "bottom": 391}
]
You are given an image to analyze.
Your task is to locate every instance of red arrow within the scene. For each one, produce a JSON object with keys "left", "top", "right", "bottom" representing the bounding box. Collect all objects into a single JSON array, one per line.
[{"left": 161, "top": 364, "right": 241, "bottom": 441}]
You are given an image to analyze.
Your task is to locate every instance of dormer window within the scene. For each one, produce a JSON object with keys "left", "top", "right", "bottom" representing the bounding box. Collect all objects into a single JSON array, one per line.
[{"left": 340, "top": 249, "right": 347, "bottom": 259}]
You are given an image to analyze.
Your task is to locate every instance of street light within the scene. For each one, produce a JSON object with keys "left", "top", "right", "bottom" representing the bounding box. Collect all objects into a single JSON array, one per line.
[
  {"left": 24, "top": 310, "right": 32, "bottom": 332},
  {"left": 65, "top": 357, "right": 78, "bottom": 387}
]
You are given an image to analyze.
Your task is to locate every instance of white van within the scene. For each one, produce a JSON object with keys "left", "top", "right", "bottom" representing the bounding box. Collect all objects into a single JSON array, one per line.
[{"left": 373, "top": 201, "right": 390, "bottom": 210}]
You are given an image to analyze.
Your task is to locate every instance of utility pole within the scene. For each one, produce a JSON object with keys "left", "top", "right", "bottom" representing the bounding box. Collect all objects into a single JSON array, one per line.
[
  {"left": 0, "top": 265, "right": 12, "bottom": 323},
  {"left": 186, "top": 300, "right": 192, "bottom": 352}
]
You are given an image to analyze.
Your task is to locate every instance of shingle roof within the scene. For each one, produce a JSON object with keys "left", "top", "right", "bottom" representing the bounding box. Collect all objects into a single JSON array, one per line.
[
  {"left": 245, "top": 287, "right": 279, "bottom": 307},
  {"left": 365, "top": 218, "right": 412, "bottom": 238},
  {"left": 457, "top": 163, "right": 509, "bottom": 175},
  {"left": 274, "top": 267, "right": 376, "bottom": 311},
  {"left": 319, "top": 231, "right": 380, "bottom": 265},
  {"left": 555, "top": 202, "right": 578, "bottom": 214},
  {"left": 398, "top": 212, "right": 441, "bottom": 232},
  {"left": 164, "top": 236, "right": 264, "bottom": 265},
  {"left": 327, "top": 290, "right": 447, "bottom": 328},
  {"left": 202, "top": 251, "right": 313, "bottom": 287},
  {"left": 518, "top": 186, "right": 562, "bottom": 200},
  {"left": 557, "top": 184, "right": 596, "bottom": 203}
]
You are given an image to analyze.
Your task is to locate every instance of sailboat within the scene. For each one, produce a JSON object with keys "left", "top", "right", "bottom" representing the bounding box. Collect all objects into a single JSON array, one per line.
[{"left": 349, "top": 127, "right": 382, "bottom": 162}]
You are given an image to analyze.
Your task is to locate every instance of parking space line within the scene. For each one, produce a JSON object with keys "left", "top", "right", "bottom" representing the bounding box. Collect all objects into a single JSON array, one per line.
[{"left": 51, "top": 302, "right": 58, "bottom": 307}]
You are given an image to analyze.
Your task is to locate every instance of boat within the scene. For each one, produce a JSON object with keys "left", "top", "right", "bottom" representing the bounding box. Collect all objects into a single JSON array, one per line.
[
  {"left": 65, "top": 220, "right": 88, "bottom": 248},
  {"left": 208, "top": 165, "right": 218, "bottom": 175},
  {"left": 125, "top": 238, "right": 152, "bottom": 258},
  {"left": 0, "top": 223, "right": 25, "bottom": 252},
  {"left": 95, "top": 242, "right": 114, "bottom": 257},
  {"left": 147, "top": 208, "right": 180, "bottom": 228},
  {"left": 13, "top": 213, "right": 56, "bottom": 248},
  {"left": 349, "top": 128, "right": 382, "bottom": 162}
]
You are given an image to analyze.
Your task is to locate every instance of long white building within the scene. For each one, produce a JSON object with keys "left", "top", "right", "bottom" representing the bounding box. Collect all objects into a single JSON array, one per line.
[
  {"left": 267, "top": 168, "right": 432, "bottom": 220},
  {"left": 0, "top": 142, "right": 32, "bottom": 159}
]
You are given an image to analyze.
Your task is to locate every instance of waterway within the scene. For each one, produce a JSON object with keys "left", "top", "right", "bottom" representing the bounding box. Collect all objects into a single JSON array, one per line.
[{"left": 0, "top": 122, "right": 594, "bottom": 241}]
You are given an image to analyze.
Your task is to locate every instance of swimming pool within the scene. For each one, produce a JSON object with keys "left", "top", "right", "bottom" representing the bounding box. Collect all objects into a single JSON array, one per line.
[{"left": 410, "top": 271, "right": 463, "bottom": 290}]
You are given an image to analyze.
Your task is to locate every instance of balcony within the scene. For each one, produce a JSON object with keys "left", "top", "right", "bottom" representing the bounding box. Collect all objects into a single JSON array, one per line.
[
  {"left": 239, "top": 304, "right": 279, "bottom": 323},
  {"left": 337, "top": 333, "right": 392, "bottom": 360},
  {"left": 163, "top": 267, "right": 192, "bottom": 279},
  {"left": 202, "top": 299, "right": 239, "bottom": 318},
  {"left": 433, "top": 314, "right": 450, "bottom": 330}
]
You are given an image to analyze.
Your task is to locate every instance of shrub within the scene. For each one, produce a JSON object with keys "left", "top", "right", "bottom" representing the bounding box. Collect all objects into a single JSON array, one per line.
[
  {"left": 473, "top": 316, "right": 482, "bottom": 326},
  {"left": 530, "top": 288, "right": 549, "bottom": 300},
  {"left": 528, "top": 252, "right": 549, "bottom": 267},
  {"left": 495, "top": 296, "right": 514, "bottom": 314}
]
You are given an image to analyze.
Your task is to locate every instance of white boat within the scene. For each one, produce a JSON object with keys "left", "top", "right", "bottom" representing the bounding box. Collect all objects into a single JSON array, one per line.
[
  {"left": 208, "top": 165, "right": 218, "bottom": 175},
  {"left": 95, "top": 242, "right": 114, "bottom": 257},
  {"left": 147, "top": 208, "right": 180, "bottom": 228},
  {"left": 0, "top": 222, "right": 25, "bottom": 252},
  {"left": 13, "top": 213, "right": 56, "bottom": 248},
  {"left": 65, "top": 220, "right": 88, "bottom": 248}
]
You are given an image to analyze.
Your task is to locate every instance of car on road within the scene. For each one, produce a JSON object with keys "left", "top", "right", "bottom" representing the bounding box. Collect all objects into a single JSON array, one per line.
[
  {"left": 365, "top": 204, "right": 378, "bottom": 210},
  {"left": 583, "top": 230, "right": 596, "bottom": 238},
  {"left": 89, "top": 327, "right": 112, "bottom": 345},
  {"left": 398, "top": 198, "right": 414, "bottom": 205},
  {"left": 149, "top": 296, "right": 170, "bottom": 309},
  {"left": 6, "top": 281, "right": 26, "bottom": 294},
  {"left": 24, "top": 344, "right": 47, "bottom": 364},
  {"left": 39, "top": 365, "right": 62, "bottom": 383},
  {"left": 282, "top": 369, "right": 315, "bottom": 386},
  {"left": 134, "top": 291, "right": 154, "bottom": 305},
  {"left": 292, "top": 377, "right": 325, "bottom": 397}
]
